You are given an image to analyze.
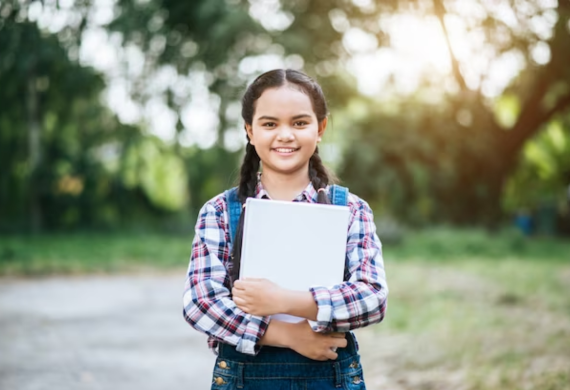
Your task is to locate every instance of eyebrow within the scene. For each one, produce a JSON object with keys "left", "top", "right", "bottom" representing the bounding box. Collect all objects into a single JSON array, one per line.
[{"left": 256, "top": 114, "right": 313, "bottom": 121}]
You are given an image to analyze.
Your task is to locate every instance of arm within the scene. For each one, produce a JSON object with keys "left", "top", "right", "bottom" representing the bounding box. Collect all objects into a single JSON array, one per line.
[
  {"left": 259, "top": 319, "right": 347, "bottom": 361},
  {"left": 308, "top": 198, "right": 388, "bottom": 333},
  {"left": 282, "top": 291, "right": 318, "bottom": 320},
  {"left": 182, "top": 200, "right": 270, "bottom": 355}
]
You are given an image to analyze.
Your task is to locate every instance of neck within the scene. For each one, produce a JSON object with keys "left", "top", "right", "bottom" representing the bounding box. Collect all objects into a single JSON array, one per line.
[{"left": 261, "top": 167, "right": 310, "bottom": 201}]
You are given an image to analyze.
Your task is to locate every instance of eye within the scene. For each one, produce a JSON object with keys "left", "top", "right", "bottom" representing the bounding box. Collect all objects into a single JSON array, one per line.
[
  {"left": 294, "top": 121, "right": 308, "bottom": 127},
  {"left": 262, "top": 122, "right": 276, "bottom": 128}
]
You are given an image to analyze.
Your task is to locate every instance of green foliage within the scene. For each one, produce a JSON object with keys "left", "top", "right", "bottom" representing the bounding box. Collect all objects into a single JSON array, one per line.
[
  {"left": 0, "top": 17, "right": 109, "bottom": 230},
  {"left": 493, "top": 94, "right": 521, "bottom": 129},
  {"left": 184, "top": 145, "right": 242, "bottom": 214},
  {"left": 0, "top": 13, "right": 191, "bottom": 232},
  {"left": 121, "top": 137, "right": 188, "bottom": 211},
  {"left": 504, "top": 119, "right": 570, "bottom": 211},
  {"left": 339, "top": 98, "right": 502, "bottom": 225}
]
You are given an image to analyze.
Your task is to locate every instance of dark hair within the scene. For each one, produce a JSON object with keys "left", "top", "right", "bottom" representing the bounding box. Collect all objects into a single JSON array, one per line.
[{"left": 230, "top": 69, "right": 335, "bottom": 284}]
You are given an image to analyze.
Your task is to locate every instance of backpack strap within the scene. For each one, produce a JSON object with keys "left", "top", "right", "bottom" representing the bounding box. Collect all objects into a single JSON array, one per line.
[
  {"left": 224, "top": 187, "right": 242, "bottom": 245},
  {"left": 329, "top": 184, "right": 349, "bottom": 206},
  {"left": 224, "top": 184, "right": 349, "bottom": 244}
]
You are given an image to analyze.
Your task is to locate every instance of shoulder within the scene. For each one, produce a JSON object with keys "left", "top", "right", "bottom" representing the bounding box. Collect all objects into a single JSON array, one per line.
[
  {"left": 345, "top": 191, "right": 376, "bottom": 225},
  {"left": 345, "top": 190, "right": 373, "bottom": 213},
  {"left": 194, "top": 192, "right": 231, "bottom": 239},
  {"left": 197, "top": 192, "right": 228, "bottom": 218}
]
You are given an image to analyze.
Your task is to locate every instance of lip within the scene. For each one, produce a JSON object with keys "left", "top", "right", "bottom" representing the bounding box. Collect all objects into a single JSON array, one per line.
[{"left": 271, "top": 147, "right": 300, "bottom": 154}]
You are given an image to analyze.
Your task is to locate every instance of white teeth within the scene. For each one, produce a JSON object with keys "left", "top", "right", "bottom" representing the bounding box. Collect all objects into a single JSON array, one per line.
[{"left": 275, "top": 148, "right": 296, "bottom": 153}]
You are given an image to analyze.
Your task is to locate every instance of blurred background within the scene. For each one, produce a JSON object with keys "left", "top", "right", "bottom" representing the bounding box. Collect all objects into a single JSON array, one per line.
[{"left": 0, "top": 0, "right": 569, "bottom": 389}]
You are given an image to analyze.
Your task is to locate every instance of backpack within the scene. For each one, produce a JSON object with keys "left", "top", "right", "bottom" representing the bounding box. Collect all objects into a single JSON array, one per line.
[{"left": 224, "top": 185, "right": 349, "bottom": 245}]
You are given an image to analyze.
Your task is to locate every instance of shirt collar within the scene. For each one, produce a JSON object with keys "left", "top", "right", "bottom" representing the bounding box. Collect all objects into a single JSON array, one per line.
[{"left": 254, "top": 173, "right": 318, "bottom": 203}]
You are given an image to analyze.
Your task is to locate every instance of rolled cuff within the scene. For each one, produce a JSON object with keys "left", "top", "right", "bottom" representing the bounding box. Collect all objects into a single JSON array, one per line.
[
  {"left": 235, "top": 314, "right": 270, "bottom": 355},
  {"left": 308, "top": 286, "right": 333, "bottom": 333}
]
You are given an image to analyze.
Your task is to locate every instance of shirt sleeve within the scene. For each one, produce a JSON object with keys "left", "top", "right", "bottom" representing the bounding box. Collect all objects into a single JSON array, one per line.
[
  {"left": 308, "top": 198, "right": 388, "bottom": 333},
  {"left": 183, "top": 199, "right": 270, "bottom": 355}
]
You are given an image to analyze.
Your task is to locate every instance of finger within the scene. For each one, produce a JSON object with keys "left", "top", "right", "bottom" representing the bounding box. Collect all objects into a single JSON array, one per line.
[
  {"left": 233, "top": 280, "right": 245, "bottom": 290},
  {"left": 329, "top": 332, "right": 346, "bottom": 339},
  {"left": 233, "top": 289, "right": 253, "bottom": 300},
  {"left": 232, "top": 289, "right": 246, "bottom": 299},
  {"left": 235, "top": 280, "right": 256, "bottom": 289},
  {"left": 233, "top": 298, "right": 250, "bottom": 311},
  {"left": 236, "top": 303, "right": 250, "bottom": 313},
  {"left": 325, "top": 349, "right": 338, "bottom": 360},
  {"left": 314, "top": 355, "right": 328, "bottom": 362},
  {"left": 334, "top": 338, "right": 348, "bottom": 349},
  {"left": 233, "top": 296, "right": 246, "bottom": 305}
]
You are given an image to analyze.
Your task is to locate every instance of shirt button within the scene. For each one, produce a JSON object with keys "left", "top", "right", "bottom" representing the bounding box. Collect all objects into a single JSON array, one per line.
[
  {"left": 218, "top": 361, "right": 228, "bottom": 369},
  {"left": 214, "top": 377, "right": 226, "bottom": 385},
  {"left": 352, "top": 376, "right": 361, "bottom": 384}
]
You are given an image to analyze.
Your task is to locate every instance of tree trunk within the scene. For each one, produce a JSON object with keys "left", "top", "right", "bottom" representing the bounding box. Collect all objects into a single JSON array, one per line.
[{"left": 27, "top": 74, "right": 42, "bottom": 233}]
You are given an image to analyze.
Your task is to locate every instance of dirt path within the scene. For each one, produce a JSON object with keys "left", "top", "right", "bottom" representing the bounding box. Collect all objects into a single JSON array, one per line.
[
  {"left": 0, "top": 274, "right": 215, "bottom": 390},
  {"left": 0, "top": 274, "right": 393, "bottom": 390}
]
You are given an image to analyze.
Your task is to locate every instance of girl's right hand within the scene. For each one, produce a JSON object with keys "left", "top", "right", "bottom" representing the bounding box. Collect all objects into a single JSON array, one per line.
[{"left": 287, "top": 321, "right": 347, "bottom": 361}]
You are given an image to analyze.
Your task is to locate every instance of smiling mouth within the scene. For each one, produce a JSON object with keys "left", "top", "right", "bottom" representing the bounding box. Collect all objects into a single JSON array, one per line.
[{"left": 272, "top": 147, "right": 300, "bottom": 153}]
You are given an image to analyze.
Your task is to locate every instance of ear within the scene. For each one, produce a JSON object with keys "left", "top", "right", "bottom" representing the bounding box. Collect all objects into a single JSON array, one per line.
[
  {"left": 318, "top": 117, "right": 328, "bottom": 138},
  {"left": 245, "top": 123, "right": 254, "bottom": 145}
]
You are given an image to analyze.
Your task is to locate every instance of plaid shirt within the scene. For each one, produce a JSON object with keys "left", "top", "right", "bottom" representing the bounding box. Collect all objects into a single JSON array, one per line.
[{"left": 183, "top": 180, "right": 388, "bottom": 356}]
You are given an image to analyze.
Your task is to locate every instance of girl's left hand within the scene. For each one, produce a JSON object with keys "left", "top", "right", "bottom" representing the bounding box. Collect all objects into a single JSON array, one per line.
[{"left": 232, "top": 278, "right": 287, "bottom": 316}]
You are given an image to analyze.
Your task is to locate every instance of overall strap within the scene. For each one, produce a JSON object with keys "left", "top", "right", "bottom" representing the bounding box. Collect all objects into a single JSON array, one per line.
[
  {"left": 224, "top": 187, "right": 242, "bottom": 245},
  {"left": 329, "top": 184, "right": 349, "bottom": 206}
]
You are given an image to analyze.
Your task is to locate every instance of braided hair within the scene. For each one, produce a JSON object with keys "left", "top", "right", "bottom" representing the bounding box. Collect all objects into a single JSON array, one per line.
[{"left": 230, "top": 69, "right": 335, "bottom": 283}]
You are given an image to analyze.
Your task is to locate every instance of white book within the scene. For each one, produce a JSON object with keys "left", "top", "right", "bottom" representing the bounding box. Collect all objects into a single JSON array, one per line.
[{"left": 240, "top": 198, "right": 350, "bottom": 322}]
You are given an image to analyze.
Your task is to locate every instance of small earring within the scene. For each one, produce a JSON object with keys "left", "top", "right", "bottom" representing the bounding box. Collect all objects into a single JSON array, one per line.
[{"left": 317, "top": 138, "right": 322, "bottom": 143}]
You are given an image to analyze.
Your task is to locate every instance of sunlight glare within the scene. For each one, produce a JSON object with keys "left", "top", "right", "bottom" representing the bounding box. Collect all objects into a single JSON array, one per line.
[
  {"left": 388, "top": 14, "right": 450, "bottom": 71},
  {"left": 248, "top": 0, "right": 294, "bottom": 32},
  {"left": 343, "top": 27, "right": 378, "bottom": 54},
  {"left": 145, "top": 98, "right": 178, "bottom": 143},
  {"left": 180, "top": 74, "right": 220, "bottom": 149},
  {"left": 482, "top": 50, "right": 526, "bottom": 98},
  {"left": 350, "top": 14, "right": 452, "bottom": 96}
]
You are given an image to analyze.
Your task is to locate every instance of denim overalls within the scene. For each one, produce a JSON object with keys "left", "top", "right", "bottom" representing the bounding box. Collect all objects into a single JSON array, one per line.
[
  {"left": 217, "top": 186, "right": 367, "bottom": 389},
  {"left": 211, "top": 332, "right": 366, "bottom": 390}
]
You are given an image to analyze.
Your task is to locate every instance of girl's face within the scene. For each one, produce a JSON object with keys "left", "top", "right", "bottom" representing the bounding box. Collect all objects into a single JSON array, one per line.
[{"left": 245, "top": 86, "right": 327, "bottom": 178}]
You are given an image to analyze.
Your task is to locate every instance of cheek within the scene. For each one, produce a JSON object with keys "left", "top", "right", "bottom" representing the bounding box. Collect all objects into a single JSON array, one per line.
[
  {"left": 301, "top": 129, "right": 320, "bottom": 144},
  {"left": 253, "top": 130, "right": 274, "bottom": 145}
]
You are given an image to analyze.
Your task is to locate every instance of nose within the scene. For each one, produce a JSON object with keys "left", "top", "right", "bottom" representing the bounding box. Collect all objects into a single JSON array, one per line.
[{"left": 277, "top": 125, "right": 294, "bottom": 142}]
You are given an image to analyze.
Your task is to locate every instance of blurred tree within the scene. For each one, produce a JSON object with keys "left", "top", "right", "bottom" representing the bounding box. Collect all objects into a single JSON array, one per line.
[
  {"left": 0, "top": 5, "right": 189, "bottom": 232},
  {"left": 0, "top": 12, "right": 106, "bottom": 232},
  {"left": 4, "top": 0, "right": 570, "bottom": 231},
  {"left": 338, "top": 0, "right": 570, "bottom": 225}
]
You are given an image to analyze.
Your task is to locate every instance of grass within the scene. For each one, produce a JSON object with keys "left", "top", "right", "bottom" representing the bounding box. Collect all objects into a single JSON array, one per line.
[
  {"left": 0, "top": 232, "right": 194, "bottom": 275},
  {"left": 387, "top": 227, "right": 569, "bottom": 262},
  {"left": 1, "top": 227, "right": 569, "bottom": 389},
  {"left": 356, "top": 228, "right": 570, "bottom": 390}
]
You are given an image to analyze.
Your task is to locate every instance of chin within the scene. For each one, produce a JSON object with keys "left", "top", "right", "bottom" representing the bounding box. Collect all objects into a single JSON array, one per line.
[{"left": 266, "top": 163, "right": 305, "bottom": 175}]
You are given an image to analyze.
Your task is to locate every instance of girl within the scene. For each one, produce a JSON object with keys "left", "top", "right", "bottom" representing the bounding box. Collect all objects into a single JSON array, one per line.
[{"left": 183, "top": 69, "right": 388, "bottom": 390}]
